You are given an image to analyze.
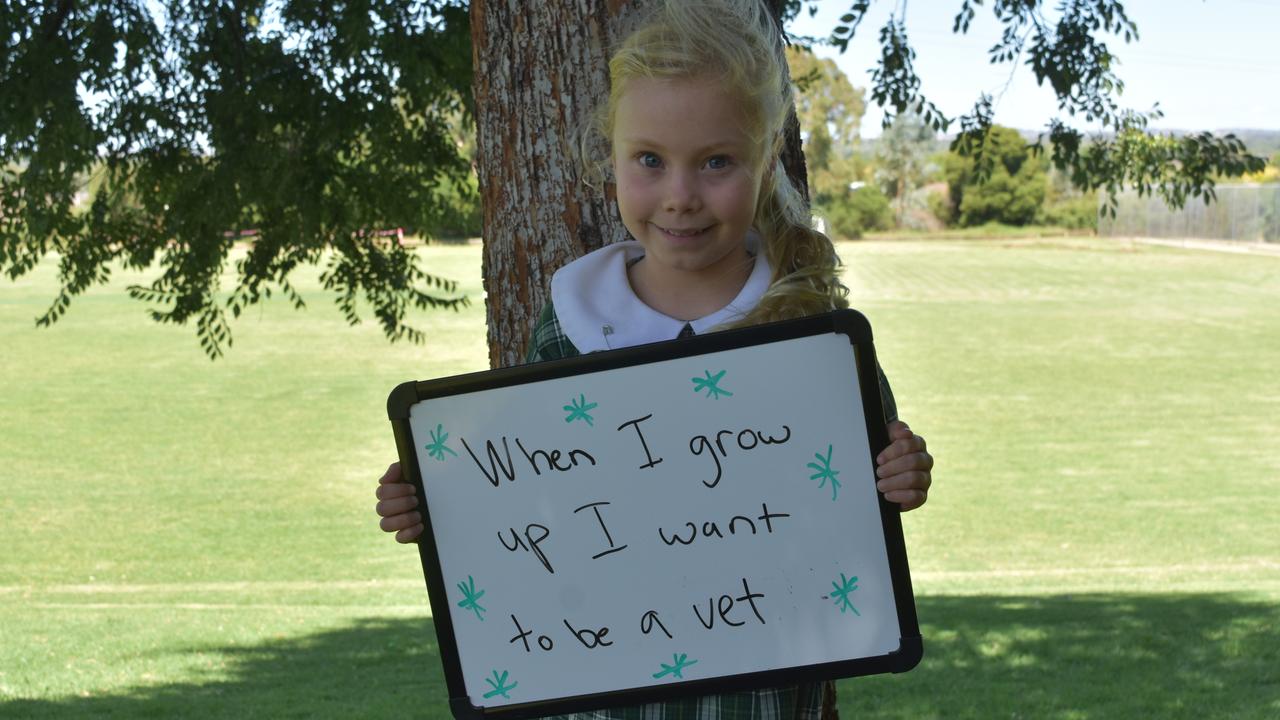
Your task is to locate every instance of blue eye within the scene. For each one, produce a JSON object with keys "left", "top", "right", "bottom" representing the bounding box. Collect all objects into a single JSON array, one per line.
[
  {"left": 639, "top": 152, "right": 662, "bottom": 169},
  {"left": 706, "top": 155, "right": 730, "bottom": 170}
]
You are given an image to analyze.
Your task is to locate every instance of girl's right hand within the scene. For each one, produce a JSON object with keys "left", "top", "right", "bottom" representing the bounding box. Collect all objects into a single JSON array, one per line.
[{"left": 376, "top": 462, "right": 424, "bottom": 543}]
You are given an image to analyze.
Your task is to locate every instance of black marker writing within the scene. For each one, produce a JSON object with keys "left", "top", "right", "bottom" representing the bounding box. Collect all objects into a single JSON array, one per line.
[
  {"left": 509, "top": 614, "right": 555, "bottom": 652},
  {"left": 688, "top": 425, "right": 792, "bottom": 488},
  {"left": 640, "top": 610, "right": 673, "bottom": 639},
  {"left": 617, "top": 414, "right": 663, "bottom": 469},
  {"left": 563, "top": 618, "right": 614, "bottom": 649},
  {"left": 498, "top": 523, "right": 554, "bottom": 574},
  {"left": 657, "top": 503, "right": 791, "bottom": 547},
  {"left": 693, "top": 577, "right": 767, "bottom": 630},
  {"left": 574, "top": 501, "right": 628, "bottom": 559},
  {"left": 515, "top": 438, "right": 596, "bottom": 475},
  {"left": 461, "top": 436, "right": 517, "bottom": 487}
]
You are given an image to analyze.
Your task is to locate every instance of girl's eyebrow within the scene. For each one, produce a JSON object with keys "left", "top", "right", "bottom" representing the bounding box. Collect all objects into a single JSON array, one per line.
[{"left": 619, "top": 137, "right": 745, "bottom": 154}]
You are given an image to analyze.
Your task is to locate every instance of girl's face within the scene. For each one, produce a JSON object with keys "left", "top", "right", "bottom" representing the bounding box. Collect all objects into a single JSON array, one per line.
[{"left": 611, "top": 76, "right": 765, "bottom": 286}]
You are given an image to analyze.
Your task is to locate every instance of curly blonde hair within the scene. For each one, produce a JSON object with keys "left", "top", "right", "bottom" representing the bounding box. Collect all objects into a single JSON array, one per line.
[{"left": 582, "top": 0, "right": 850, "bottom": 327}]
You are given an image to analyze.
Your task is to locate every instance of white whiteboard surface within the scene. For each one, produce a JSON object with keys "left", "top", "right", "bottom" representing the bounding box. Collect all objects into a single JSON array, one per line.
[{"left": 401, "top": 329, "right": 914, "bottom": 713}]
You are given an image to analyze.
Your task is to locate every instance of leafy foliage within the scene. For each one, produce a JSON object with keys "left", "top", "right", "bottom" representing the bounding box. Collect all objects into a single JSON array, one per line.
[
  {"left": 1037, "top": 168, "right": 1099, "bottom": 229},
  {"left": 787, "top": 46, "right": 866, "bottom": 200},
  {"left": 0, "top": 0, "right": 472, "bottom": 357},
  {"left": 795, "top": 0, "right": 1265, "bottom": 213},
  {"left": 1036, "top": 191, "right": 1099, "bottom": 230},
  {"left": 874, "top": 112, "right": 936, "bottom": 225},
  {"left": 819, "top": 184, "right": 893, "bottom": 239},
  {"left": 1240, "top": 152, "right": 1279, "bottom": 185},
  {"left": 786, "top": 45, "right": 897, "bottom": 239},
  {"left": 944, "top": 125, "right": 1048, "bottom": 226},
  {"left": 422, "top": 107, "right": 482, "bottom": 238}
]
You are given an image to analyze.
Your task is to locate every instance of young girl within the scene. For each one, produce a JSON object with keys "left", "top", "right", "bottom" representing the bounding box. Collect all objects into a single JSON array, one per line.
[{"left": 377, "top": 0, "right": 934, "bottom": 716}]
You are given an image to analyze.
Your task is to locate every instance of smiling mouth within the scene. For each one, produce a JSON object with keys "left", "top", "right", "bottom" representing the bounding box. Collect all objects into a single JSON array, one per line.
[{"left": 655, "top": 224, "right": 711, "bottom": 238}]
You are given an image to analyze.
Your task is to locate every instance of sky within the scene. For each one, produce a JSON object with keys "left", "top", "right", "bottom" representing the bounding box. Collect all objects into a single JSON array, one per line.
[{"left": 787, "top": 0, "right": 1280, "bottom": 137}]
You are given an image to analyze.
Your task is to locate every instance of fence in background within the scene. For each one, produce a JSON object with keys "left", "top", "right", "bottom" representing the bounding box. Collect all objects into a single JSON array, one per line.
[{"left": 1098, "top": 184, "right": 1280, "bottom": 243}]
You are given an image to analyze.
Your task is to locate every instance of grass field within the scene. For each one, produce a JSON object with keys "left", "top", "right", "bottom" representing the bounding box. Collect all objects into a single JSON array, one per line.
[{"left": 2, "top": 238, "right": 1277, "bottom": 718}]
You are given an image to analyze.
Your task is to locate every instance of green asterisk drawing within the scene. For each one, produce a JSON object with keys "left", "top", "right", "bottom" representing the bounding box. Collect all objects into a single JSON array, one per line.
[
  {"left": 829, "top": 573, "right": 861, "bottom": 616},
  {"left": 691, "top": 370, "right": 733, "bottom": 399},
  {"left": 456, "top": 575, "right": 486, "bottom": 621},
  {"left": 425, "top": 423, "right": 458, "bottom": 461},
  {"left": 563, "top": 393, "right": 598, "bottom": 426},
  {"left": 807, "top": 444, "right": 841, "bottom": 500},
  {"left": 652, "top": 653, "right": 699, "bottom": 680},
  {"left": 482, "top": 669, "right": 518, "bottom": 699}
]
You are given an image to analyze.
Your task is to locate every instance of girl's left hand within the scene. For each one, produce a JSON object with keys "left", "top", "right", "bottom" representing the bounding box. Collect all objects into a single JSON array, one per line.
[{"left": 875, "top": 420, "right": 933, "bottom": 511}]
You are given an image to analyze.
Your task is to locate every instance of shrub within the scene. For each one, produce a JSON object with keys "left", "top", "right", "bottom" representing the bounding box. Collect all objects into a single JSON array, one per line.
[
  {"left": 926, "top": 189, "right": 954, "bottom": 226},
  {"left": 817, "top": 185, "right": 894, "bottom": 239},
  {"left": 945, "top": 125, "right": 1049, "bottom": 227},
  {"left": 424, "top": 173, "right": 483, "bottom": 239},
  {"left": 1037, "top": 193, "right": 1100, "bottom": 230},
  {"left": 958, "top": 163, "right": 1046, "bottom": 226}
]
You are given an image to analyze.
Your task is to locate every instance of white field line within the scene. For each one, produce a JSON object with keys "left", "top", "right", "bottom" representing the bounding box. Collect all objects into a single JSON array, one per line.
[
  {"left": 0, "top": 579, "right": 424, "bottom": 595},
  {"left": 913, "top": 560, "right": 1280, "bottom": 581},
  {"left": 1126, "top": 236, "right": 1280, "bottom": 257},
  {"left": 1, "top": 561, "right": 1276, "bottom": 599},
  {"left": 25, "top": 603, "right": 429, "bottom": 612}
]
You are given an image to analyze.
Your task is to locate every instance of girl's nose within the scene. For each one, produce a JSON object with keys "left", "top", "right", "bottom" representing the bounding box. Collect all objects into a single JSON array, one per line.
[{"left": 663, "top": 170, "right": 702, "bottom": 213}]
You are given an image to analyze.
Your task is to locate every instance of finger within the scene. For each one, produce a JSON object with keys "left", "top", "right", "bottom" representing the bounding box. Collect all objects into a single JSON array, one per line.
[
  {"left": 886, "top": 420, "right": 912, "bottom": 440},
  {"left": 876, "top": 469, "right": 933, "bottom": 495},
  {"left": 376, "top": 482, "right": 417, "bottom": 501},
  {"left": 380, "top": 511, "right": 422, "bottom": 533},
  {"left": 877, "top": 434, "right": 927, "bottom": 465},
  {"left": 876, "top": 450, "right": 934, "bottom": 479},
  {"left": 376, "top": 496, "right": 420, "bottom": 518},
  {"left": 395, "top": 523, "right": 425, "bottom": 544},
  {"left": 885, "top": 489, "right": 927, "bottom": 512},
  {"left": 378, "top": 462, "right": 402, "bottom": 484}
]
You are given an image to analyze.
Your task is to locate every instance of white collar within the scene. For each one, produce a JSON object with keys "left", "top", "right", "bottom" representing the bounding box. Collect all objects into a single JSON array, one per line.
[{"left": 550, "top": 234, "right": 772, "bottom": 353}]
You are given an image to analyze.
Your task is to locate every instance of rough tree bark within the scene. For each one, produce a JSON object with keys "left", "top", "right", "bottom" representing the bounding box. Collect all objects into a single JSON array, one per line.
[
  {"left": 471, "top": 0, "right": 631, "bottom": 369},
  {"left": 763, "top": 0, "right": 811, "bottom": 205},
  {"left": 471, "top": 0, "right": 808, "bottom": 369}
]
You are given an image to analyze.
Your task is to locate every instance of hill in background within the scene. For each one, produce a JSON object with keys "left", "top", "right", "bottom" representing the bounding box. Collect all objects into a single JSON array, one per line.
[{"left": 860, "top": 128, "right": 1280, "bottom": 160}]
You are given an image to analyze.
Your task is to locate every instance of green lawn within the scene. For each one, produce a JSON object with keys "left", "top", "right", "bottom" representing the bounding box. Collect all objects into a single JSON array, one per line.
[{"left": 2, "top": 238, "right": 1277, "bottom": 718}]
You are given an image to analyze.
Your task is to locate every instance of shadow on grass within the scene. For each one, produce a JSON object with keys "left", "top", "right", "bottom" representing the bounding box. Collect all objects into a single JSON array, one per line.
[
  {"left": 7, "top": 594, "right": 1278, "bottom": 719},
  {"left": 839, "top": 593, "right": 1280, "bottom": 719},
  {"left": 6, "top": 616, "right": 451, "bottom": 719}
]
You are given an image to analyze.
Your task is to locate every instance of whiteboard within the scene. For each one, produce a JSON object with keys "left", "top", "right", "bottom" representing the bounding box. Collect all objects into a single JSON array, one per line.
[{"left": 387, "top": 311, "right": 920, "bottom": 719}]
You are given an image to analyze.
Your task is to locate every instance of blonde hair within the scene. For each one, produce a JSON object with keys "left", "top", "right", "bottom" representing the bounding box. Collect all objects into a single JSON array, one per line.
[{"left": 584, "top": 0, "right": 850, "bottom": 327}]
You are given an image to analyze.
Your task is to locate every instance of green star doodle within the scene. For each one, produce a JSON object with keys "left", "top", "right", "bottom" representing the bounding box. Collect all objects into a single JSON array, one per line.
[
  {"left": 563, "top": 393, "right": 598, "bottom": 426},
  {"left": 807, "top": 444, "right": 841, "bottom": 500},
  {"left": 482, "top": 669, "right": 518, "bottom": 699},
  {"left": 425, "top": 423, "right": 458, "bottom": 461},
  {"left": 828, "top": 573, "right": 861, "bottom": 616},
  {"left": 652, "top": 653, "right": 699, "bottom": 680},
  {"left": 691, "top": 369, "right": 733, "bottom": 399},
  {"left": 456, "top": 575, "right": 486, "bottom": 621}
]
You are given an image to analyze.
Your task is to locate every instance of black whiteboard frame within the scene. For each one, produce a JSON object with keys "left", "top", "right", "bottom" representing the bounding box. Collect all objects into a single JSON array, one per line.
[{"left": 387, "top": 309, "right": 922, "bottom": 720}]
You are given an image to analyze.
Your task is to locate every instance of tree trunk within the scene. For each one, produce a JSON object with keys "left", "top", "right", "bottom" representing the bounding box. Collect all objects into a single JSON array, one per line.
[
  {"left": 472, "top": 0, "right": 808, "bottom": 369},
  {"left": 471, "top": 0, "right": 633, "bottom": 369},
  {"left": 763, "top": 0, "right": 810, "bottom": 205}
]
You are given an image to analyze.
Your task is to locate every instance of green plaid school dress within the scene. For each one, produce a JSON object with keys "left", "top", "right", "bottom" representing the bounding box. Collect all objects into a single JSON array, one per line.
[{"left": 525, "top": 302, "right": 898, "bottom": 720}]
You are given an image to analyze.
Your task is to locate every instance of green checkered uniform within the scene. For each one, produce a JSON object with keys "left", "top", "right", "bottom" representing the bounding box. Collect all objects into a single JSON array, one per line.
[{"left": 526, "top": 302, "right": 898, "bottom": 720}]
